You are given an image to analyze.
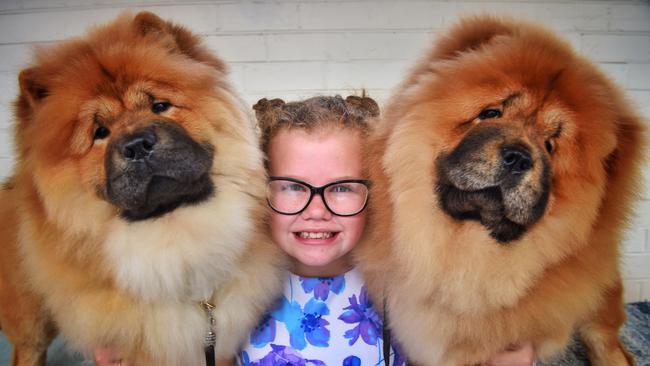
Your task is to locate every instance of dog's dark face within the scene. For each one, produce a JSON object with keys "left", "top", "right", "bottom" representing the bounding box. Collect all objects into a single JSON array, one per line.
[
  {"left": 436, "top": 118, "right": 551, "bottom": 243},
  {"left": 430, "top": 82, "right": 566, "bottom": 244},
  {"left": 105, "top": 120, "right": 214, "bottom": 221}
]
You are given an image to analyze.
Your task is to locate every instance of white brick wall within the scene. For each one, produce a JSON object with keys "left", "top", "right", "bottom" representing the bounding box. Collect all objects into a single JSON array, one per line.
[{"left": 0, "top": 0, "right": 649, "bottom": 302}]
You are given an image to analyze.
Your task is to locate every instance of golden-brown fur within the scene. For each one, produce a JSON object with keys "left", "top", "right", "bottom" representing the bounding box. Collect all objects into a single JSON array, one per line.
[
  {"left": 356, "top": 16, "right": 646, "bottom": 366},
  {"left": 0, "top": 12, "right": 285, "bottom": 366}
]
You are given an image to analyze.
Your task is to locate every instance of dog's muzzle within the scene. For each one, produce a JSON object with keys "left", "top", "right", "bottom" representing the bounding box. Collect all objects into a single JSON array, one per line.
[
  {"left": 105, "top": 121, "right": 215, "bottom": 221},
  {"left": 436, "top": 125, "right": 550, "bottom": 243}
]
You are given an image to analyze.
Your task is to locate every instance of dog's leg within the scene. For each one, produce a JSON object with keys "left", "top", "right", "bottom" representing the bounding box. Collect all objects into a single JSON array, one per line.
[
  {"left": 579, "top": 281, "right": 634, "bottom": 366},
  {"left": 11, "top": 345, "right": 49, "bottom": 366},
  {"left": 0, "top": 250, "right": 56, "bottom": 365},
  {"left": 0, "top": 288, "right": 55, "bottom": 366},
  {"left": 534, "top": 330, "right": 572, "bottom": 363}
]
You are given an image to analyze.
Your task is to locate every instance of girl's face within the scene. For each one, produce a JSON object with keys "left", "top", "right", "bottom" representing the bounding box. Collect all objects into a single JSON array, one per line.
[{"left": 267, "top": 128, "right": 367, "bottom": 277}]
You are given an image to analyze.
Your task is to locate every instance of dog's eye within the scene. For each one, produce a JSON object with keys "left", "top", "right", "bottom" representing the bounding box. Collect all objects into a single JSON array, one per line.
[
  {"left": 478, "top": 108, "right": 502, "bottom": 120},
  {"left": 93, "top": 126, "right": 111, "bottom": 140},
  {"left": 545, "top": 124, "right": 562, "bottom": 154},
  {"left": 152, "top": 101, "right": 172, "bottom": 114},
  {"left": 544, "top": 139, "right": 556, "bottom": 154}
]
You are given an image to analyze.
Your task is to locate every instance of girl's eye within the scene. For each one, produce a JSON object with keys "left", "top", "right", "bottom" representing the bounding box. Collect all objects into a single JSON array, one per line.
[
  {"left": 330, "top": 184, "right": 352, "bottom": 193},
  {"left": 152, "top": 101, "right": 172, "bottom": 114},
  {"left": 284, "top": 183, "right": 307, "bottom": 192},
  {"left": 93, "top": 126, "right": 111, "bottom": 140},
  {"left": 478, "top": 108, "right": 502, "bottom": 120}
]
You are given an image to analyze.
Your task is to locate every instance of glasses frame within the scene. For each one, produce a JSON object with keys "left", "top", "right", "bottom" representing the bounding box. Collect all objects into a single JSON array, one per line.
[{"left": 267, "top": 176, "right": 370, "bottom": 217}]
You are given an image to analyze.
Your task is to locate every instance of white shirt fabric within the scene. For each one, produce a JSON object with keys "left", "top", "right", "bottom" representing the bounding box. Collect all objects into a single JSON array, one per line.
[{"left": 237, "top": 268, "right": 405, "bottom": 366}]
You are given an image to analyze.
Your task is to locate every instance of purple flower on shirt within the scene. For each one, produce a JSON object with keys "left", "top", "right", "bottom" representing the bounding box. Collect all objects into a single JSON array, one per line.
[
  {"left": 338, "top": 285, "right": 382, "bottom": 346},
  {"left": 241, "top": 344, "right": 326, "bottom": 366},
  {"left": 392, "top": 342, "right": 407, "bottom": 366},
  {"left": 299, "top": 276, "right": 346, "bottom": 301}
]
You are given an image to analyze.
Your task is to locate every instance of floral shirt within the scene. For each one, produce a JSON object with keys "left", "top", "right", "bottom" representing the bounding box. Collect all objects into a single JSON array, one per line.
[{"left": 238, "top": 268, "right": 405, "bottom": 366}]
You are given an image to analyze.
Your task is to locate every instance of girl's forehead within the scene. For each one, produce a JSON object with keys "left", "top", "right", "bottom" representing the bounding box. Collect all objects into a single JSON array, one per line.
[
  {"left": 276, "top": 124, "right": 363, "bottom": 140},
  {"left": 268, "top": 128, "right": 365, "bottom": 181}
]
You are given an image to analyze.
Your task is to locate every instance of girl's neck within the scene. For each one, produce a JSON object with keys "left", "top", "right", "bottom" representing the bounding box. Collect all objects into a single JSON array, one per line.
[{"left": 291, "top": 257, "right": 353, "bottom": 277}]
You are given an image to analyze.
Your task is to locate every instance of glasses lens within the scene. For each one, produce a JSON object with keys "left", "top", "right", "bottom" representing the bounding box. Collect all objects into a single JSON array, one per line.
[
  {"left": 324, "top": 182, "right": 369, "bottom": 216},
  {"left": 267, "top": 180, "right": 310, "bottom": 214}
]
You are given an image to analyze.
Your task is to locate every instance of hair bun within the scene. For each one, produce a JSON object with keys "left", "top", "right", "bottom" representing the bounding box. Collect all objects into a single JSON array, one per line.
[
  {"left": 345, "top": 95, "right": 380, "bottom": 117},
  {"left": 253, "top": 98, "right": 285, "bottom": 113},
  {"left": 254, "top": 98, "right": 285, "bottom": 129}
]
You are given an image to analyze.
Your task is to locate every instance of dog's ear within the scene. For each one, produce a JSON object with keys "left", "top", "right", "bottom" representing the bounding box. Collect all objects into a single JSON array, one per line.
[
  {"left": 133, "top": 11, "right": 168, "bottom": 38},
  {"left": 602, "top": 111, "right": 647, "bottom": 215},
  {"left": 432, "top": 16, "right": 514, "bottom": 61},
  {"left": 17, "top": 67, "right": 48, "bottom": 114},
  {"left": 133, "top": 11, "right": 226, "bottom": 72}
]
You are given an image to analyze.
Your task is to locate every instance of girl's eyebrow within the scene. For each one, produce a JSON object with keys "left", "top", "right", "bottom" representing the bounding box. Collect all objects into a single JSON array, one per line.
[{"left": 273, "top": 175, "right": 367, "bottom": 184}]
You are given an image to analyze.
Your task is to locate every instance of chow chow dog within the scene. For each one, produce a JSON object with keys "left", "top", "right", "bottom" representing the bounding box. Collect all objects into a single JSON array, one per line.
[
  {"left": 356, "top": 16, "right": 646, "bottom": 366},
  {"left": 0, "top": 12, "right": 285, "bottom": 366}
]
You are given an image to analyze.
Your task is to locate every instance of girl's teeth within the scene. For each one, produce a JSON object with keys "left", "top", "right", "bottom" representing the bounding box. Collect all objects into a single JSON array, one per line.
[{"left": 299, "top": 232, "right": 333, "bottom": 239}]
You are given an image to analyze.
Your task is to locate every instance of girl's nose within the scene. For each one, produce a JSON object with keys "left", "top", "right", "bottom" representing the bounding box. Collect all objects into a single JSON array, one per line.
[{"left": 300, "top": 193, "right": 332, "bottom": 220}]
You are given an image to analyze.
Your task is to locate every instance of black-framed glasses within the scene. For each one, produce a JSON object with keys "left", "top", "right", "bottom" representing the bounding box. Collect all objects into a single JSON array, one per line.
[{"left": 266, "top": 176, "right": 370, "bottom": 216}]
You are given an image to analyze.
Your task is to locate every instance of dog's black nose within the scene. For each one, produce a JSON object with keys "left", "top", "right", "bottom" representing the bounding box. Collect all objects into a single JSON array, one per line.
[
  {"left": 122, "top": 130, "right": 157, "bottom": 161},
  {"left": 501, "top": 146, "right": 532, "bottom": 175}
]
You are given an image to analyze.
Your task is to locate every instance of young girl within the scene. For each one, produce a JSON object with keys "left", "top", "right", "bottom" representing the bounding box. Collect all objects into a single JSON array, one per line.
[
  {"left": 94, "top": 95, "right": 534, "bottom": 366},
  {"left": 239, "top": 95, "right": 396, "bottom": 365}
]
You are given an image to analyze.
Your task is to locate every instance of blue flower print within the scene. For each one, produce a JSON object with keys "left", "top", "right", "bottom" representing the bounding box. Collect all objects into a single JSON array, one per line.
[
  {"left": 339, "top": 285, "right": 382, "bottom": 346},
  {"left": 300, "top": 276, "right": 345, "bottom": 300},
  {"left": 250, "top": 313, "right": 276, "bottom": 348},
  {"left": 271, "top": 297, "right": 330, "bottom": 350},
  {"left": 342, "top": 355, "right": 361, "bottom": 366},
  {"left": 241, "top": 345, "right": 326, "bottom": 366}
]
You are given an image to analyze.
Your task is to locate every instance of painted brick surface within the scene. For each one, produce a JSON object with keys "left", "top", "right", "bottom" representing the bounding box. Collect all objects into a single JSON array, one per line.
[
  {"left": 581, "top": 34, "right": 650, "bottom": 63},
  {"left": 267, "top": 33, "right": 347, "bottom": 61},
  {"left": 204, "top": 34, "right": 267, "bottom": 62},
  {"left": 0, "top": 0, "right": 648, "bottom": 301},
  {"left": 0, "top": 157, "right": 12, "bottom": 181},
  {"left": 0, "top": 71, "right": 17, "bottom": 131},
  {"left": 243, "top": 61, "right": 326, "bottom": 91},
  {"left": 0, "top": 128, "right": 12, "bottom": 161},
  {"left": 325, "top": 60, "right": 410, "bottom": 90}
]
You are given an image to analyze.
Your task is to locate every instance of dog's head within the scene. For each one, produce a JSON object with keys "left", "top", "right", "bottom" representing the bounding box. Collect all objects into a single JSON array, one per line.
[
  {"left": 14, "top": 12, "right": 261, "bottom": 226},
  {"left": 380, "top": 16, "right": 645, "bottom": 248},
  {"left": 435, "top": 104, "right": 552, "bottom": 243}
]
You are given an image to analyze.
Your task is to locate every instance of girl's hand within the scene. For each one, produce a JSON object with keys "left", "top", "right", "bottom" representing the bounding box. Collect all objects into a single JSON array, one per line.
[
  {"left": 484, "top": 342, "right": 535, "bottom": 366},
  {"left": 93, "top": 347, "right": 135, "bottom": 366}
]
